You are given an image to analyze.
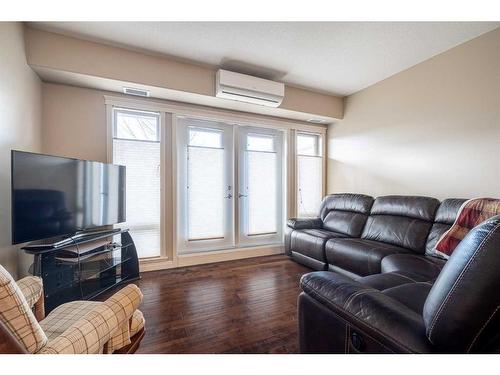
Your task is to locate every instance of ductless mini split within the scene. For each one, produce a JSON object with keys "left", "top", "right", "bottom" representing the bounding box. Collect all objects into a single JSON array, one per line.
[{"left": 215, "top": 69, "right": 285, "bottom": 107}]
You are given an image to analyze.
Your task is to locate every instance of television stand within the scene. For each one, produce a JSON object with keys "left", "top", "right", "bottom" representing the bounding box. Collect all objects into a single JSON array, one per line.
[{"left": 22, "top": 229, "right": 140, "bottom": 313}]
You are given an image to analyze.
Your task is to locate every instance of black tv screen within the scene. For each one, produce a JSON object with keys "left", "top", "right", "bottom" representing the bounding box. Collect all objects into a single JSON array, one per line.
[{"left": 11, "top": 150, "right": 126, "bottom": 244}]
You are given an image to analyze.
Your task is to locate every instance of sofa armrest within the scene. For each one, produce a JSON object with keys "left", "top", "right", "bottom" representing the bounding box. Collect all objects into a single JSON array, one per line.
[
  {"left": 287, "top": 217, "right": 322, "bottom": 230},
  {"left": 38, "top": 284, "right": 143, "bottom": 354},
  {"left": 300, "top": 272, "right": 431, "bottom": 353}
]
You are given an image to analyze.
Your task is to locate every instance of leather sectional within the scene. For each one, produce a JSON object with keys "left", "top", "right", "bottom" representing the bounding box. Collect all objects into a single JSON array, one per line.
[
  {"left": 285, "top": 194, "right": 464, "bottom": 279},
  {"left": 287, "top": 194, "right": 500, "bottom": 353}
]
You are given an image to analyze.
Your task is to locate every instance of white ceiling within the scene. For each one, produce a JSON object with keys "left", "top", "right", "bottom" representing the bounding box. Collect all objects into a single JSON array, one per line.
[{"left": 29, "top": 22, "right": 499, "bottom": 96}]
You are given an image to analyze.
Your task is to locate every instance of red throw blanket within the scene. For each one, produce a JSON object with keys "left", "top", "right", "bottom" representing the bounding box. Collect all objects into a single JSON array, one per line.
[{"left": 435, "top": 198, "right": 500, "bottom": 259}]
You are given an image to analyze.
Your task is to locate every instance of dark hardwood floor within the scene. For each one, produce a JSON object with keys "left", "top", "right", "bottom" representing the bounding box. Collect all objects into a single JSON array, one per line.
[{"left": 132, "top": 255, "right": 309, "bottom": 353}]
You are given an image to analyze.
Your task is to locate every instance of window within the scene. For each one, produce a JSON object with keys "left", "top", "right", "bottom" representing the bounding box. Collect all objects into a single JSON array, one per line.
[
  {"left": 297, "top": 132, "right": 323, "bottom": 217},
  {"left": 112, "top": 108, "right": 161, "bottom": 258}
]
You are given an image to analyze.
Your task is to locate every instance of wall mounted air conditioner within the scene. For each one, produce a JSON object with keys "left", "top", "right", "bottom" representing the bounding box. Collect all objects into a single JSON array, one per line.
[{"left": 215, "top": 69, "right": 285, "bottom": 107}]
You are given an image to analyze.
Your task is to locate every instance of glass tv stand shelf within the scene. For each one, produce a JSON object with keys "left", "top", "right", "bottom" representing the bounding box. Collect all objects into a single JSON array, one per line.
[{"left": 22, "top": 229, "right": 140, "bottom": 313}]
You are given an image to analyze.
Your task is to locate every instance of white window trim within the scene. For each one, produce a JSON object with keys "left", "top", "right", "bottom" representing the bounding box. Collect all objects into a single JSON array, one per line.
[
  {"left": 107, "top": 105, "right": 167, "bottom": 261},
  {"left": 105, "top": 94, "right": 327, "bottom": 271}
]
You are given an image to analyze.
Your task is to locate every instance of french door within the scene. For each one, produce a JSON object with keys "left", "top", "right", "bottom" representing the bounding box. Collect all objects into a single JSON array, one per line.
[
  {"left": 177, "top": 117, "right": 234, "bottom": 252},
  {"left": 177, "top": 117, "right": 284, "bottom": 253},
  {"left": 238, "top": 127, "right": 283, "bottom": 246}
]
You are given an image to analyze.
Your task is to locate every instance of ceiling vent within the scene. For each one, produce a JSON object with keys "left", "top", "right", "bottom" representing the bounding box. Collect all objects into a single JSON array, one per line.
[
  {"left": 122, "top": 87, "right": 150, "bottom": 97},
  {"left": 307, "top": 118, "right": 328, "bottom": 124},
  {"left": 215, "top": 69, "right": 284, "bottom": 108}
]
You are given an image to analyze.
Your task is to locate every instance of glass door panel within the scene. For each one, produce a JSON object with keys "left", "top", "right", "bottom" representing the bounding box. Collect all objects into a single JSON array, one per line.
[
  {"left": 238, "top": 127, "right": 283, "bottom": 246},
  {"left": 177, "top": 118, "right": 234, "bottom": 253}
]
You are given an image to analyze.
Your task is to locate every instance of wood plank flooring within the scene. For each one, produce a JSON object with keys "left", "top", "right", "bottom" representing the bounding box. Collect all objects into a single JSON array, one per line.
[{"left": 130, "top": 255, "right": 309, "bottom": 353}]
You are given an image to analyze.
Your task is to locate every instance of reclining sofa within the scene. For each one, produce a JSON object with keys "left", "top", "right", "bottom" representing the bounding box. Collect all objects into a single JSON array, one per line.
[{"left": 286, "top": 194, "right": 500, "bottom": 353}]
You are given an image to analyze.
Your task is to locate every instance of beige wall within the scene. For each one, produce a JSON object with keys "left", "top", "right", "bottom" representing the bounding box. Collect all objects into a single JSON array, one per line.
[
  {"left": 42, "top": 83, "right": 108, "bottom": 162},
  {"left": 26, "top": 27, "right": 344, "bottom": 121},
  {"left": 327, "top": 28, "right": 500, "bottom": 200},
  {"left": 0, "top": 23, "right": 42, "bottom": 277}
]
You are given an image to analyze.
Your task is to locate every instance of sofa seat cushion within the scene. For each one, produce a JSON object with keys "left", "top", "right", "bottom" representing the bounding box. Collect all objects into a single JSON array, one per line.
[
  {"left": 382, "top": 282, "right": 432, "bottom": 315},
  {"left": 326, "top": 238, "right": 411, "bottom": 277},
  {"left": 291, "top": 229, "right": 346, "bottom": 262},
  {"left": 357, "top": 271, "right": 429, "bottom": 290},
  {"left": 355, "top": 272, "right": 433, "bottom": 315},
  {"left": 381, "top": 254, "right": 445, "bottom": 282}
]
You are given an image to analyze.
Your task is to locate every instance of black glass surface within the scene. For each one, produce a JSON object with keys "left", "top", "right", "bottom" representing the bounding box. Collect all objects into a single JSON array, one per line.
[{"left": 11, "top": 150, "right": 126, "bottom": 244}]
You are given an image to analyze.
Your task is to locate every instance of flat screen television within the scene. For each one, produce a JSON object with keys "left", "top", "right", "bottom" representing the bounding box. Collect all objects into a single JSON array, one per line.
[{"left": 11, "top": 150, "right": 126, "bottom": 245}]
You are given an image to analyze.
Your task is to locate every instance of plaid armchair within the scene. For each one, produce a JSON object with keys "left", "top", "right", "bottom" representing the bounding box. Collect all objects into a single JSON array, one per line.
[{"left": 0, "top": 264, "right": 145, "bottom": 354}]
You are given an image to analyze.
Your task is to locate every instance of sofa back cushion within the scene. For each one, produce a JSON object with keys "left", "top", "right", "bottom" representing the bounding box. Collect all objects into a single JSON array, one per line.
[
  {"left": 423, "top": 215, "right": 500, "bottom": 352},
  {"left": 319, "top": 193, "right": 374, "bottom": 237},
  {"left": 362, "top": 196, "right": 439, "bottom": 253},
  {"left": 425, "top": 199, "right": 466, "bottom": 256}
]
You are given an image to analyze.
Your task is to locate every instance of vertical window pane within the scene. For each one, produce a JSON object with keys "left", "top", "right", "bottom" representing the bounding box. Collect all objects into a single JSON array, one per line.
[
  {"left": 187, "top": 146, "right": 225, "bottom": 240},
  {"left": 297, "top": 132, "right": 323, "bottom": 217},
  {"left": 113, "top": 110, "right": 161, "bottom": 258},
  {"left": 298, "top": 156, "right": 322, "bottom": 217},
  {"left": 246, "top": 151, "right": 277, "bottom": 234}
]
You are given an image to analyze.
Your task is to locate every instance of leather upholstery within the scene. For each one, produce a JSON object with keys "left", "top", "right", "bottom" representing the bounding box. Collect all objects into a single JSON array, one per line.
[
  {"left": 369, "top": 196, "right": 440, "bottom": 221},
  {"left": 286, "top": 218, "right": 322, "bottom": 230},
  {"left": 286, "top": 193, "right": 373, "bottom": 269},
  {"left": 290, "top": 229, "right": 346, "bottom": 269},
  {"left": 362, "top": 196, "right": 439, "bottom": 253},
  {"left": 299, "top": 214, "right": 500, "bottom": 353},
  {"left": 434, "top": 198, "right": 467, "bottom": 224},
  {"left": 381, "top": 283, "right": 432, "bottom": 315},
  {"left": 287, "top": 194, "right": 464, "bottom": 279},
  {"left": 291, "top": 251, "right": 328, "bottom": 271},
  {"left": 299, "top": 272, "right": 432, "bottom": 353},
  {"left": 319, "top": 194, "right": 374, "bottom": 237},
  {"left": 425, "top": 199, "right": 466, "bottom": 255},
  {"left": 423, "top": 215, "right": 500, "bottom": 352},
  {"left": 326, "top": 238, "right": 411, "bottom": 276},
  {"left": 356, "top": 271, "right": 430, "bottom": 290},
  {"left": 319, "top": 193, "right": 374, "bottom": 220},
  {"left": 284, "top": 226, "right": 293, "bottom": 256},
  {"left": 381, "top": 254, "right": 445, "bottom": 281}
]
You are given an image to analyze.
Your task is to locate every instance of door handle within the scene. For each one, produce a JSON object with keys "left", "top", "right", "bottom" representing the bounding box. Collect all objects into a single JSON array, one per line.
[
  {"left": 224, "top": 193, "right": 233, "bottom": 199},
  {"left": 238, "top": 193, "right": 248, "bottom": 198}
]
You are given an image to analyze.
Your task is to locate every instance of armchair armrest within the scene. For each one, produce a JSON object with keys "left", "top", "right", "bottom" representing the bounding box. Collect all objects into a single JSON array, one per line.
[
  {"left": 16, "top": 276, "right": 45, "bottom": 321},
  {"left": 38, "top": 284, "right": 143, "bottom": 354},
  {"left": 16, "top": 276, "right": 43, "bottom": 309},
  {"left": 300, "top": 272, "right": 431, "bottom": 353},
  {"left": 287, "top": 217, "right": 322, "bottom": 230}
]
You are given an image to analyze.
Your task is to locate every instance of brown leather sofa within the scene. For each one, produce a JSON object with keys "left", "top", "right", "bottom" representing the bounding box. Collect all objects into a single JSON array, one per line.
[
  {"left": 286, "top": 194, "right": 465, "bottom": 278},
  {"left": 289, "top": 194, "right": 500, "bottom": 353},
  {"left": 298, "top": 215, "right": 500, "bottom": 353}
]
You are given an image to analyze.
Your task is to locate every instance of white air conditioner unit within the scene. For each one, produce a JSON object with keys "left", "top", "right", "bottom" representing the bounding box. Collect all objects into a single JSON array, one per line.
[{"left": 215, "top": 69, "right": 284, "bottom": 108}]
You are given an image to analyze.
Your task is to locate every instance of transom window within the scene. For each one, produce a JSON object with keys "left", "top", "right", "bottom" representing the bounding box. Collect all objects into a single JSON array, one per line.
[{"left": 114, "top": 109, "right": 160, "bottom": 142}]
